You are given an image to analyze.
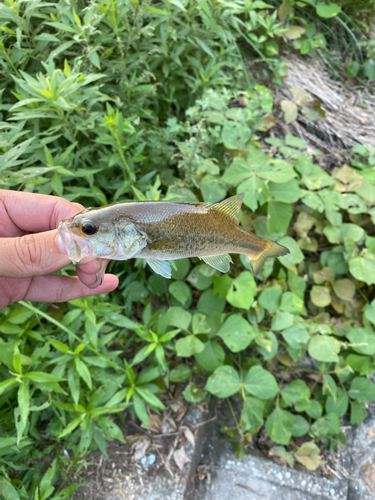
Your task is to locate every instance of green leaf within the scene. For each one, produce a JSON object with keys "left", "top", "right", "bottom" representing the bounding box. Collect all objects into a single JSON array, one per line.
[
  {"left": 135, "top": 387, "right": 165, "bottom": 409},
  {"left": 201, "top": 175, "right": 226, "bottom": 204},
  {"left": 166, "top": 307, "right": 192, "bottom": 330},
  {"left": 98, "top": 415, "right": 126, "bottom": 443},
  {"left": 195, "top": 340, "right": 225, "bottom": 372},
  {"left": 350, "top": 401, "right": 368, "bottom": 425},
  {"left": 171, "top": 259, "right": 190, "bottom": 280},
  {"left": 213, "top": 275, "right": 232, "bottom": 299},
  {"left": 281, "top": 380, "right": 310, "bottom": 406},
  {"left": 206, "top": 366, "right": 241, "bottom": 398},
  {"left": 280, "top": 292, "right": 306, "bottom": 315},
  {"left": 347, "top": 328, "right": 375, "bottom": 355},
  {"left": 241, "top": 397, "right": 265, "bottom": 430},
  {"left": 326, "top": 387, "right": 349, "bottom": 417},
  {"left": 305, "top": 400, "right": 323, "bottom": 419},
  {"left": 323, "top": 373, "right": 337, "bottom": 401},
  {"left": 282, "top": 324, "right": 310, "bottom": 350},
  {"left": 294, "top": 442, "right": 321, "bottom": 470},
  {"left": 184, "top": 382, "right": 205, "bottom": 403},
  {"left": 168, "top": 281, "right": 192, "bottom": 306},
  {"left": 258, "top": 286, "right": 282, "bottom": 314},
  {"left": 291, "top": 415, "right": 310, "bottom": 437},
  {"left": 310, "top": 286, "right": 331, "bottom": 308},
  {"left": 265, "top": 407, "right": 296, "bottom": 445},
  {"left": 188, "top": 265, "right": 215, "bottom": 291},
  {"left": 258, "top": 160, "right": 296, "bottom": 183},
  {"left": 340, "top": 223, "right": 365, "bottom": 243},
  {"left": 175, "top": 335, "right": 204, "bottom": 357},
  {"left": 244, "top": 365, "right": 278, "bottom": 400},
  {"left": 74, "top": 358, "right": 92, "bottom": 389},
  {"left": 222, "top": 121, "right": 251, "bottom": 150},
  {"left": 131, "top": 344, "right": 157, "bottom": 365},
  {"left": 17, "top": 381, "right": 29, "bottom": 441},
  {"left": 333, "top": 279, "right": 355, "bottom": 301},
  {"left": 282, "top": 324, "right": 309, "bottom": 350},
  {"left": 348, "top": 377, "right": 375, "bottom": 402},
  {"left": 132, "top": 393, "right": 149, "bottom": 428},
  {"left": 24, "top": 372, "right": 65, "bottom": 383},
  {"left": 316, "top": 2, "right": 341, "bottom": 18},
  {"left": 277, "top": 237, "right": 305, "bottom": 268},
  {"left": 197, "top": 289, "right": 226, "bottom": 315},
  {"left": 311, "top": 413, "right": 340, "bottom": 437},
  {"left": 226, "top": 272, "right": 257, "bottom": 309},
  {"left": 365, "top": 300, "right": 375, "bottom": 325},
  {"left": 0, "top": 477, "right": 21, "bottom": 500},
  {"left": 256, "top": 330, "right": 278, "bottom": 361},
  {"left": 271, "top": 311, "right": 294, "bottom": 331},
  {"left": 222, "top": 157, "right": 253, "bottom": 185},
  {"left": 59, "top": 414, "right": 85, "bottom": 438},
  {"left": 269, "top": 179, "right": 302, "bottom": 203},
  {"left": 170, "top": 364, "right": 192, "bottom": 382},
  {"left": 284, "top": 26, "right": 306, "bottom": 40},
  {"left": 192, "top": 314, "right": 211, "bottom": 334},
  {"left": 239, "top": 176, "right": 268, "bottom": 211},
  {"left": 308, "top": 335, "right": 340, "bottom": 362},
  {"left": 217, "top": 315, "right": 255, "bottom": 352},
  {"left": 364, "top": 58, "right": 375, "bottom": 80},
  {"left": 349, "top": 253, "right": 375, "bottom": 285},
  {"left": 347, "top": 354, "right": 372, "bottom": 376}
]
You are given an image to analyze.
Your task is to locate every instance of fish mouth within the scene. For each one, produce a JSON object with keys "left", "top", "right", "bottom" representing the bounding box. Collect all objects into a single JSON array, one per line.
[{"left": 58, "top": 220, "right": 93, "bottom": 264}]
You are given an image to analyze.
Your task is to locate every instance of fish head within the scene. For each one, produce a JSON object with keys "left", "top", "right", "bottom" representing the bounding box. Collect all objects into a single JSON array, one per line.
[
  {"left": 58, "top": 207, "right": 149, "bottom": 264},
  {"left": 58, "top": 208, "right": 122, "bottom": 264}
]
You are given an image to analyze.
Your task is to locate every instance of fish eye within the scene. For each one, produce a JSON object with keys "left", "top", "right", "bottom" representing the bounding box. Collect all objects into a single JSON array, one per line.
[{"left": 81, "top": 221, "right": 98, "bottom": 236}]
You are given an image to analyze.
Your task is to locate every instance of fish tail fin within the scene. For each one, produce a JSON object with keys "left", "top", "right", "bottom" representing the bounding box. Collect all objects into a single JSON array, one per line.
[{"left": 248, "top": 240, "right": 290, "bottom": 276}]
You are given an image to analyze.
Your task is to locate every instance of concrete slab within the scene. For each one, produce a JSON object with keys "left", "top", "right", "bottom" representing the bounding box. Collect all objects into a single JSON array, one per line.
[
  {"left": 73, "top": 404, "right": 375, "bottom": 500},
  {"left": 186, "top": 422, "right": 348, "bottom": 500}
]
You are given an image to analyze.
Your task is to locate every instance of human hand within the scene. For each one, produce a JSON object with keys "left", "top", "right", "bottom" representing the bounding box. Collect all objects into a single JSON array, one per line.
[{"left": 0, "top": 190, "right": 119, "bottom": 309}]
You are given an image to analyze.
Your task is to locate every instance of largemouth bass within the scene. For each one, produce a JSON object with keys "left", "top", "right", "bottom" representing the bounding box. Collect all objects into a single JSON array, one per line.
[{"left": 58, "top": 193, "right": 289, "bottom": 278}]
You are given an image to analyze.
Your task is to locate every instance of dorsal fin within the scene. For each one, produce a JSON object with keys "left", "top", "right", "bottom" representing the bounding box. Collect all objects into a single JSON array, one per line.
[{"left": 210, "top": 193, "right": 244, "bottom": 221}]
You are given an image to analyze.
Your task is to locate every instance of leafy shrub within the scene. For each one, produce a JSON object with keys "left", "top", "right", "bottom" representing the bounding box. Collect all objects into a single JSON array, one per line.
[{"left": 1, "top": 0, "right": 375, "bottom": 498}]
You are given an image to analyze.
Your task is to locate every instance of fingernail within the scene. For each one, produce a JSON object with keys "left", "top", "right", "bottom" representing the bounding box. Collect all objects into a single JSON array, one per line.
[{"left": 94, "top": 272, "right": 103, "bottom": 287}]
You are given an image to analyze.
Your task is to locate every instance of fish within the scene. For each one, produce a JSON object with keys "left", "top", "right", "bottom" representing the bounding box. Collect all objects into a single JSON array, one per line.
[{"left": 58, "top": 193, "right": 290, "bottom": 279}]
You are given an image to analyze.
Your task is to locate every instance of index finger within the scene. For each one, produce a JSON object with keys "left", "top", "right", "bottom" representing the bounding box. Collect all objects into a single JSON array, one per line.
[{"left": 0, "top": 190, "right": 84, "bottom": 233}]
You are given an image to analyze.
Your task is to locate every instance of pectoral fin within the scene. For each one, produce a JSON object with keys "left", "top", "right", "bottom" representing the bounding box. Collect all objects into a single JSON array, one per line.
[
  {"left": 200, "top": 254, "right": 233, "bottom": 273},
  {"left": 116, "top": 223, "right": 148, "bottom": 259},
  {"left": 146, "top": 259, "right": 172, "bottom": 279}
]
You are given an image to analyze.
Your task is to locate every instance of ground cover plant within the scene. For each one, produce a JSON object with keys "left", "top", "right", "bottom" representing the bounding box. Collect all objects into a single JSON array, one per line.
[{"left": 1, "top": 0, "right": 375, "bottom": 498}]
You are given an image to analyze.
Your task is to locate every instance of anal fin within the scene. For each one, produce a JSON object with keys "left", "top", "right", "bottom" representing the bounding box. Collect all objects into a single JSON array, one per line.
[
  {"left": 201, "top": 254, "right": 233, "bottom": 273},
  {"left": 146, "top": 259, "right": 172, "bottom": 279}
]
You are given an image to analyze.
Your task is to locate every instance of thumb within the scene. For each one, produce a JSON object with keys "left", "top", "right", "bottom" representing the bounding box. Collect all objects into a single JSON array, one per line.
[{"left": 0, "top": 230, "right": 71, "bottom": 278}]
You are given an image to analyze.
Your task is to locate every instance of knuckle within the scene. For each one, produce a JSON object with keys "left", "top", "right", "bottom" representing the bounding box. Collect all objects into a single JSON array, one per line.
[
  {"left": 55, "top": 283, "right": 67, "bottom": 303},
  {"left": 14, "top": 234, "right": 44, "bottom": 274}
]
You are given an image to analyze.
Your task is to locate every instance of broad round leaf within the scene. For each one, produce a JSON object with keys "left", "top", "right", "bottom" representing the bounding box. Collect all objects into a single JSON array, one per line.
[
  {"left": 206, "top": 366, "right": 240, "bottom": 398},
  {"left": 226, "top": 272, "right": 257, "bottom": 310},
  {"left": 244, "top": 365, "right": 278, "bottom": 400},
  {"left": 217, "top": 315, "right": 255, "bottom": 352},
  {"left": 265, "top": 407, "right": 296, "bottom": 445},
  {"left": 195, "top": 340, "right": 225, "bottom": 372},
  {"left": 175, "top": 335, "right": 204, "bottom": 357},
  {"left": 349, "top": 377, "right": 375, "bottom": 402},
  {"left": 316, "top": 2, "right": 341, "bottom": 18},
  {"left": 347, "top": 328, "right": 375, "bottom": 355},
  {"left": 308, "top": 335, "right": 340, "bottom": 362}
]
